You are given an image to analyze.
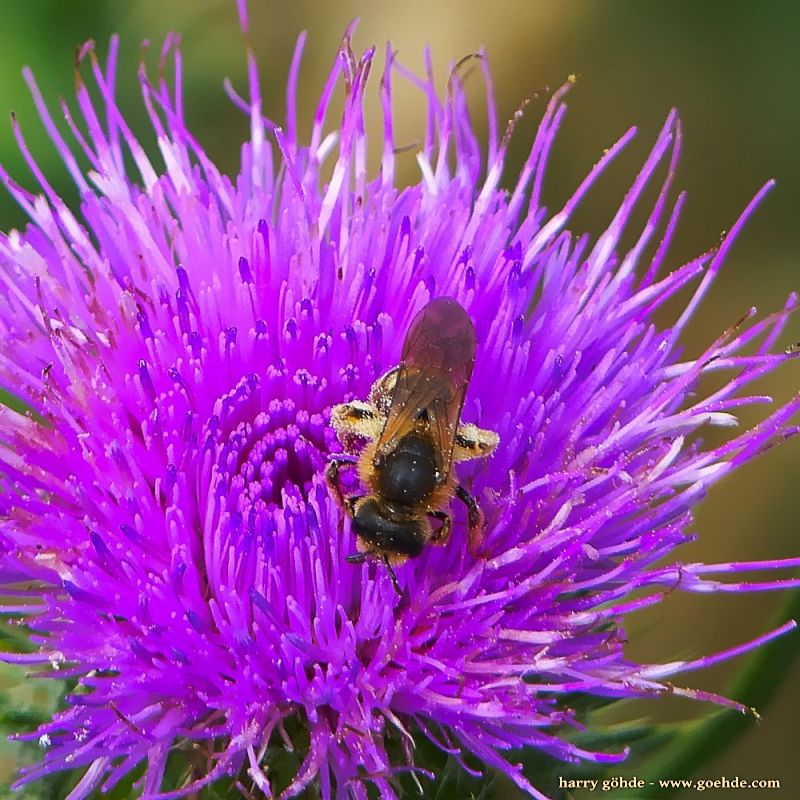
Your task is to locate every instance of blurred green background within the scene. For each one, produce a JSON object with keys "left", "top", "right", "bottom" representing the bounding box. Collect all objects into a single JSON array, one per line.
[{"left": 0, "top": 0, "right": 798, "bottom": 797}]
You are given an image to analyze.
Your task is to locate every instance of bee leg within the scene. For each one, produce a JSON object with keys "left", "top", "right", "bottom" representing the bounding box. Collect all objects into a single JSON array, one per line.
[
  {"left": 347, "top": 499, "right": 363, "bottom": 519},
  {"left": 340, "top": 494, "right": 371, "bottom": 565},
  {"left": 325, "top": 457, "right": 357, "bottom": 509},
  {"left": 456, "top": 484, "right": 484, "bottom": 556},
  {"left": 453, "top": 423, "right": 500, "bottom": 462},
  {"left": 427, "top": 510, "right": 452, "bottom": 545},
  {"left": 331, "top": 402, "right": 384, "bottom": 442}
]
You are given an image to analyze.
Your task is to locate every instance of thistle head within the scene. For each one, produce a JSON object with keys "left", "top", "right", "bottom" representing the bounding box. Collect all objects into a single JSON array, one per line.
[{"left": 0, "top": 9, "right": 798, "bottom": 800}]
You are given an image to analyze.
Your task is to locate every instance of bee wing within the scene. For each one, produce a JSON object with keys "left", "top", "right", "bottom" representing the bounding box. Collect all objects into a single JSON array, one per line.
[{"left": 375, "top": 298, "right": 477, "bottom": 478}]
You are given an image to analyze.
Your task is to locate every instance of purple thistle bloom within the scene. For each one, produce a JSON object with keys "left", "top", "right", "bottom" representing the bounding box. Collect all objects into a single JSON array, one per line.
[{"left": 1, "top": 6, "right": 799, "bottom": 799}]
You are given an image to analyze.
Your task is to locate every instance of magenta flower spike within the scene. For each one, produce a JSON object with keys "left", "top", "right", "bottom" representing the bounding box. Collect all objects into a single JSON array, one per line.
[{"left": 1, "top": 7, "right": 799, "bottom": 799}]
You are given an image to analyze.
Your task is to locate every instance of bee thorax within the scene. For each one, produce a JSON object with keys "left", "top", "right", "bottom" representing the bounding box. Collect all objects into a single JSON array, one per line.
[{"left": 377, "top": 433, "right": 437, "bottom": 504}]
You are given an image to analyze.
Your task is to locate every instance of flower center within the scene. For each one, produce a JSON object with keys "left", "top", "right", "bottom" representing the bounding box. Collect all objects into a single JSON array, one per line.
[
  {"left": 201, "top": 373, "right": 338, "bottom": 539},
  {"left": 218, "top": 399, "right": 330, "bottom": 508}
]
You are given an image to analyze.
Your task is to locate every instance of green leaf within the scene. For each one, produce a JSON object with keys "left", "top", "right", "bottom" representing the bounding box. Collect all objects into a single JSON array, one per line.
[
  {"left": 0, "top": 619, "right": 38, "bottom": 652},
  {"left": 616, "top": 590, "right": 800, "bottom": 798},
  {"left": 569, "top": 720, "right": 677, "bottom": 753}
]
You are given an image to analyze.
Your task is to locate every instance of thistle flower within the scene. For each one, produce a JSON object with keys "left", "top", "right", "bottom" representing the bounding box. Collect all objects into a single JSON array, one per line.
[{"left": 1, "top": 6, "right": 799, "bottom": 800}]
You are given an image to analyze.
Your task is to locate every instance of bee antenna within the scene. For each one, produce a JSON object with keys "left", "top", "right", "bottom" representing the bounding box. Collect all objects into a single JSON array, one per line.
[{"left": 383, "top": 555, "right": 402, "bottom": 595}]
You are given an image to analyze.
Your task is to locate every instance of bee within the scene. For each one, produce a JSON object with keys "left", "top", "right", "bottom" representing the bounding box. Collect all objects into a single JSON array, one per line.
[{"left": 326, "top": 297, "right": 499, "bottom": 587}]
